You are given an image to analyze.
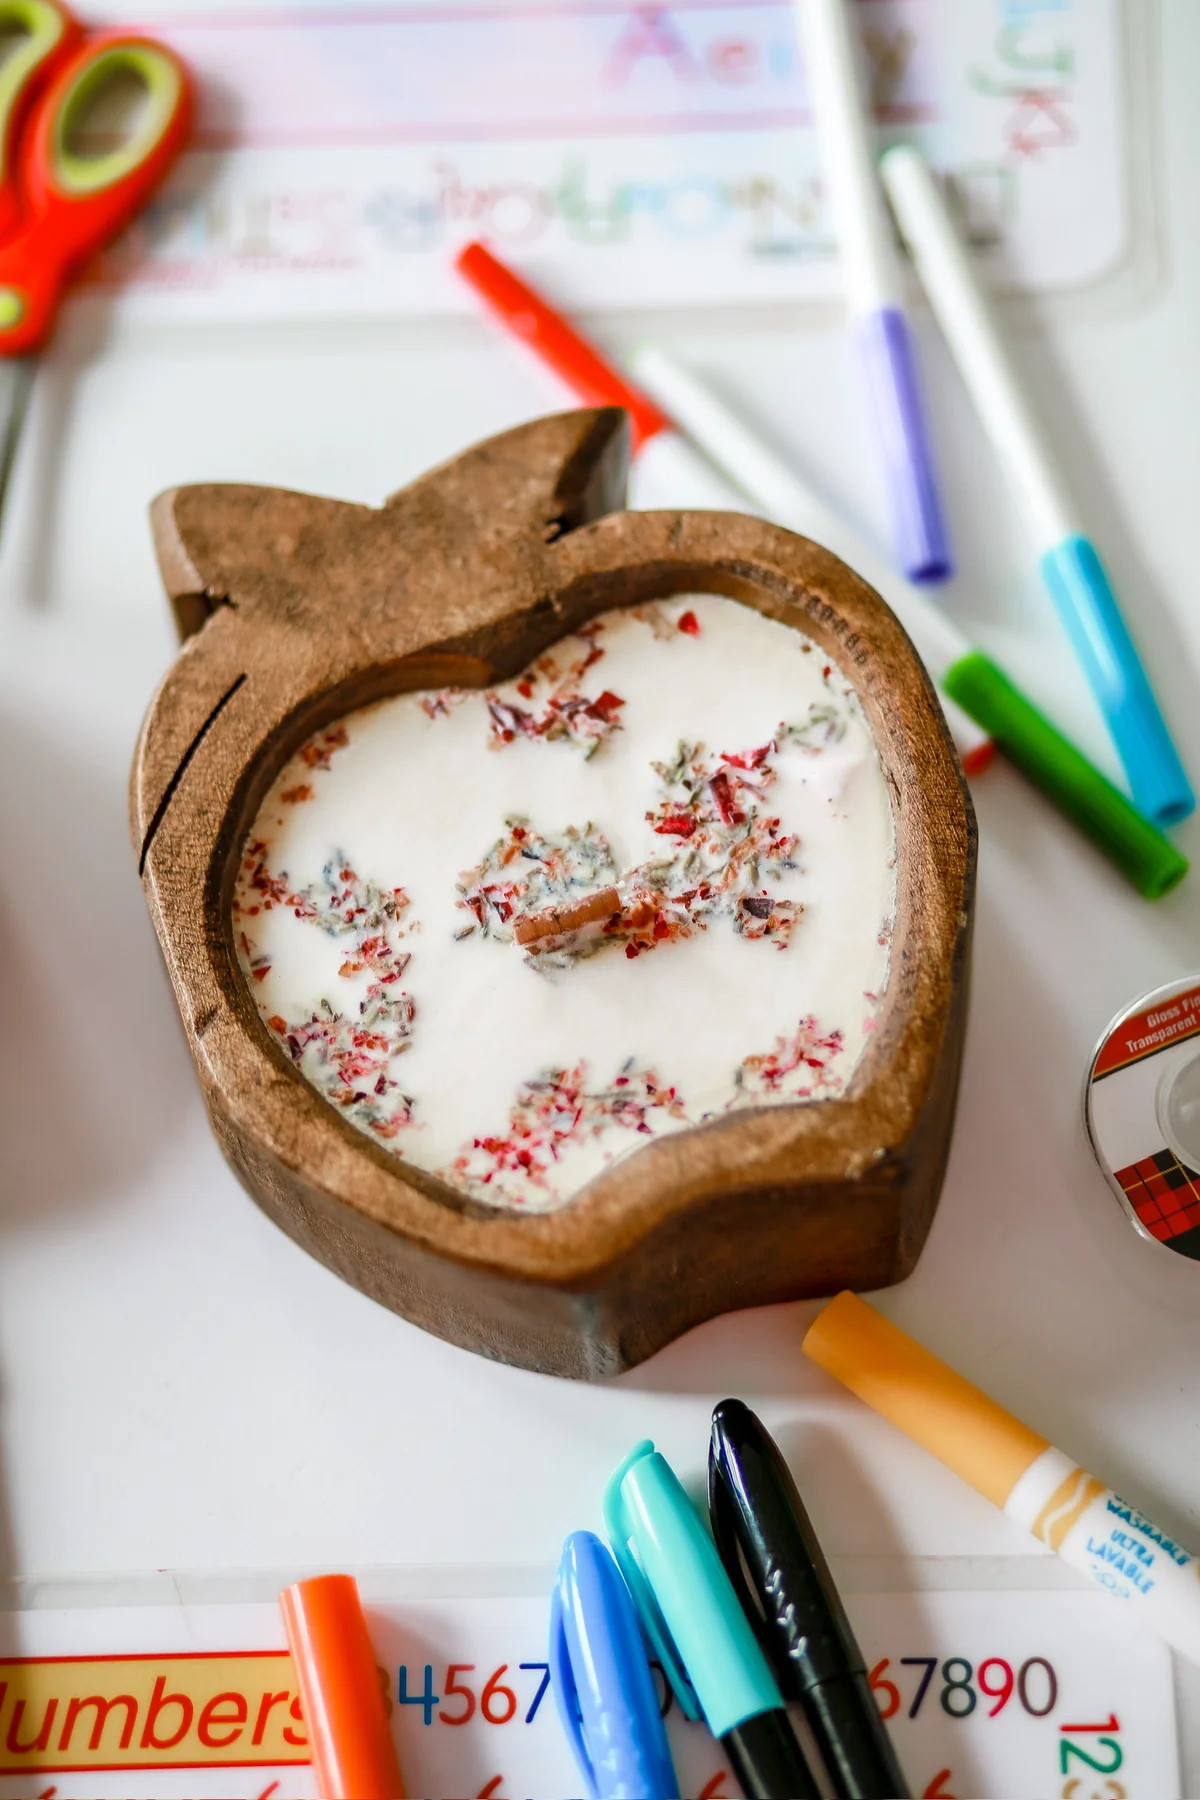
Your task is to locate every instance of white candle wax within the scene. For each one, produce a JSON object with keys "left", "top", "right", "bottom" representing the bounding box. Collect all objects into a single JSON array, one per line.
[{"left": 233, "top": 594, "right": 895, "bottom": 1211}]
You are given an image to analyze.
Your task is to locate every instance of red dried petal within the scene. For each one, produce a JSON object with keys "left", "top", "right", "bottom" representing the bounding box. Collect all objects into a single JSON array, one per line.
[
  {"left": 721, "top": 742, "right": 772, "bottom": 771},
  {"left": 589, "top": 689, "right": 625, "bottom": 722},
  {"left": 709, "top": 769, "right": 744, "bottom": 825}
]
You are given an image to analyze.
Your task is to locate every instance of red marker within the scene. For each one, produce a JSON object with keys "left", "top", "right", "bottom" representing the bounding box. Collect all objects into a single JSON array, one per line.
[
  {"left": 455, "top": 241, "right": 994, "bottom": 775},
  {"left": 455, "top": 238, "right": 750, "bottom": 512},
  {"left": 457, "top": 241, "right": 669, "bottom": 452}
]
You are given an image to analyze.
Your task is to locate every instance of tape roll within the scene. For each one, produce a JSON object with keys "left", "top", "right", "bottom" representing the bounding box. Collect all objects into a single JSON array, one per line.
[{"left": 1085, "top": 976, "right": 1200, "bottom": 1263}]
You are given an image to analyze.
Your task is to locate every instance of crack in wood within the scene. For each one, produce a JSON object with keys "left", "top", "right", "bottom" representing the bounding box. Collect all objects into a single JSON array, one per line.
[{"left": 138, "top": 674, "right": 248, "bottom": 875}]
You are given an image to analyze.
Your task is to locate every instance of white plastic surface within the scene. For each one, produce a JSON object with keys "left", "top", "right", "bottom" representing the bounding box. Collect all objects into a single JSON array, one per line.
[{"left": 2, "top": 3, "right": 1200, "bottom": 1796}]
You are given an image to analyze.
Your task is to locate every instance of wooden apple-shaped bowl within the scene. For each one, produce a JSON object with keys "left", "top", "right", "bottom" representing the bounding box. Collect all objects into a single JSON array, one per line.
[{"left": 131, "top": 408, "right": 975, "bottom": 1378}]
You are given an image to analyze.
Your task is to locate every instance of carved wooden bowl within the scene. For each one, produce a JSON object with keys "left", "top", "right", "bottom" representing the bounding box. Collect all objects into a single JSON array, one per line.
[{"left": 131, "top": 409, "right": 975, "bottom": 1378}]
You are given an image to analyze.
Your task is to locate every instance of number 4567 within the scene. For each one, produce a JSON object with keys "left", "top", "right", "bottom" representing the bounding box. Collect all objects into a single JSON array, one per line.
[{"left": 397, "top": 1663, "right": 552, "bottom": 1727}]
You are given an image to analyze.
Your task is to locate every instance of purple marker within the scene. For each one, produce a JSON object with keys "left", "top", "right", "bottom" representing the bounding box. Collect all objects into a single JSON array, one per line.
[{"left": 798, "top": 0, "right": 952, "bottom": 584}]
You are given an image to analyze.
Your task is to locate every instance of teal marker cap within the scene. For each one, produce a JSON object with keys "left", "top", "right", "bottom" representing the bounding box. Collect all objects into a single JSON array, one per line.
[
  {"left": 1040, "top": 535, "right": 1194, "bottom": 829},
  {"left": 942, "top": 650, "right": 1189, "bottom": 900},
  {"left": 603, "top": 1439, "right": 784, "bottom": 1739}
]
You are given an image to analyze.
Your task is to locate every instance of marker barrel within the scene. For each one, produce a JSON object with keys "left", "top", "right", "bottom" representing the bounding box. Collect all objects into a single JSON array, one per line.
[
  {"left": 1040, "top": 536, "right": 1194, "bottom": 827},
  {"left": 798, "top": 0, "right": 951, "bottom": 581},
  {"left": 710, "top": 1400, "right": 910, "bottom": 1799},
  {"left": 879, "top": 147, "right": 1076, "bottom": 549},
  {"left": 722, "top": 1707, "right": 822, "bottom": 1800},
  {"left": 943, "top": 651, "right": 1188, "bottom": 898},
  {"left": 806, "top": 1674, "right": 907, "bottom": 1800},
  {"left": 797, "top": 0, "right": 900, "bottom": 312},
  {"left": 804, "top": 1293, "right": 1048, "bottom": 1508},
  {"left": 881, "top": 144, "right": 1193, "bottom": 826},
  {"left": 632, "top": 424, "right": 758, "bottom": 515},
  {"left": 456, "top": 241, "right": 669, "bottom": 449},
  {"left": 858, "top": 304, "right": 953, "bottom": 583},
  {"left": 804, "top": 1293, "right": 1200, "bottom": 1667}
]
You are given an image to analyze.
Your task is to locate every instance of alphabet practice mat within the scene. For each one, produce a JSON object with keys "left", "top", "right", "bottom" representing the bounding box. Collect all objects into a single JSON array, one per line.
[
  {"left": 0, "top": 1585, "right": 1177, "bottom": 1796},
  {"left": 77, "top": 0, "right": 1130, "bottom": 320}
]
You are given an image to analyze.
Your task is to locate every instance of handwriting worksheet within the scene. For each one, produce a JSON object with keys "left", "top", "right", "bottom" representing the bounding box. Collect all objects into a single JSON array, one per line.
[
  {"left": 0, "top": 1584, "right": 1177, "bottom": 1796},
  {"left": 75, "top": 0, "right": 1129, "bottom": 319}
]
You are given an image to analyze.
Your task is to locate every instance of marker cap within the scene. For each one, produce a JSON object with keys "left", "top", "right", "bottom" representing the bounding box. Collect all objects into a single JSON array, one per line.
[
  {"left": 280, "top": 1574, "right": 406, "bottom": 1800},
  {"left": 708, "top": 1400, "right": 911, "bottom": 1798},
  {"left": 456, "top": 241, "right": 670, "bottom": 451},
  {"left": 858, "top": 306, "right": 953, "bottom": 585},
  {"left": 942, "top": 650, "right": 1189, "bottom": 899},
  {"left": 549, "top": 1530, "right": 679, "bottom": 1800},
  {"left": 709, "top": 1399, "right": 864, "bottom": 1698},
  {"left": 604, "top": 1439, "right": 783, "bottom": 1739},
  {"left": 802, "top": 1292, "right": 1048, "bottom": 1511},
  {"left": 1040, "top": 536, "right": 1195, "bottom": 829}
]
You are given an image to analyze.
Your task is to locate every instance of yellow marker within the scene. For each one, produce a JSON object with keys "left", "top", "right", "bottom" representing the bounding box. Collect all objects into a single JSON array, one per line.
[{"left": 804, "top": 1292, "right": 1200, "bottom": 1664}]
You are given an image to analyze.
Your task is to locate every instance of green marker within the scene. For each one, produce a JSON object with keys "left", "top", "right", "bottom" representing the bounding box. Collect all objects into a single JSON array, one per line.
[{"left": 629, "top": 345, "right": 1187, "bottom": 902}]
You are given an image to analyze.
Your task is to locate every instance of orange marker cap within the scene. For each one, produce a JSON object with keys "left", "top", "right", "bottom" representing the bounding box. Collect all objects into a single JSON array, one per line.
[
  {"left": 456, "top": 240, "right": 671, "bottom": 451},
  {"left": 280, "top": 1574, "right": 406, "bottom": 1799},
  {"left": 802, "top": 1291, "right": 1049, "bottom": 1511}
]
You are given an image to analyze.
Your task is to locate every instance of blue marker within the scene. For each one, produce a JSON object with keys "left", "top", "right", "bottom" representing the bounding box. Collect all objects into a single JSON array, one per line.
[
  {"left": 549, "top": 1530, "right": 679, "bottom": 1800},
  {"left": 881, "top": 144, "right": 1194, "bottom": 829},
  {"left": 605, "top": 1441, "right": 820, "bottom": 1800}
]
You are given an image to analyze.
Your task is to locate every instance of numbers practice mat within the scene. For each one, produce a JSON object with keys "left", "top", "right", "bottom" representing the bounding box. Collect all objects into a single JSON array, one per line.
[
  {"left": 78, "top": 0, "right": 1130, "bottom": 319},
  {"left": 0, "top": 1584, "right": 1177, "bottom": 1797}
]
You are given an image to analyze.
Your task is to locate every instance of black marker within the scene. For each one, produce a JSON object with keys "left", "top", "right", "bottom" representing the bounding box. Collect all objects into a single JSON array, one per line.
[
  {"left": 605, "top": 1437, "right": 820, "bottom": 1800},
  {"left": 709, "top": 1399, "right": 911, "bottom": 1800}
]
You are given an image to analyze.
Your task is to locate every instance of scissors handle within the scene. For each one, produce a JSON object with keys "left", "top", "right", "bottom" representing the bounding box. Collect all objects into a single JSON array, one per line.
[
  {"left": 0, "top": 0, "right": 81, "bottom": 240},
  {"left": 0, "top": 31, "right": 191, "bottom": 355}
]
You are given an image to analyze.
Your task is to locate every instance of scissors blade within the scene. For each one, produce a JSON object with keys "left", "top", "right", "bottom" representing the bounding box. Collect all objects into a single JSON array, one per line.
[{"left": 0, "top": 355, "right": 34, "bottom": 538}]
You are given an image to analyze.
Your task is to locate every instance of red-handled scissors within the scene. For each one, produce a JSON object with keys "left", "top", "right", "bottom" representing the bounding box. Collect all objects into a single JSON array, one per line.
[{"left": 0, "top": 0, "right": 191, "bottom": 530}]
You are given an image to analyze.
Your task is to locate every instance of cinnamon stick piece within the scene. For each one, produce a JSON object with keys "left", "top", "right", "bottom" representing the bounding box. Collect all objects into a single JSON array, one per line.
[{"left": 514, "top": 886, "right": 622, "bottom": 953}]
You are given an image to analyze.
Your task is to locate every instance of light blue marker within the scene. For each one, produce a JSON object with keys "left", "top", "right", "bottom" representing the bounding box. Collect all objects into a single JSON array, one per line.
[{"left": 881, "top": 144, "right": 1193, "bottom": 829}]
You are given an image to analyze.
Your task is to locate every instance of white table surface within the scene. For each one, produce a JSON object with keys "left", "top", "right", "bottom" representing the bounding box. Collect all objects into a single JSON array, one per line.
[{"left": 3, "top": 1, "right": 1200, "bottom": 1789}]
